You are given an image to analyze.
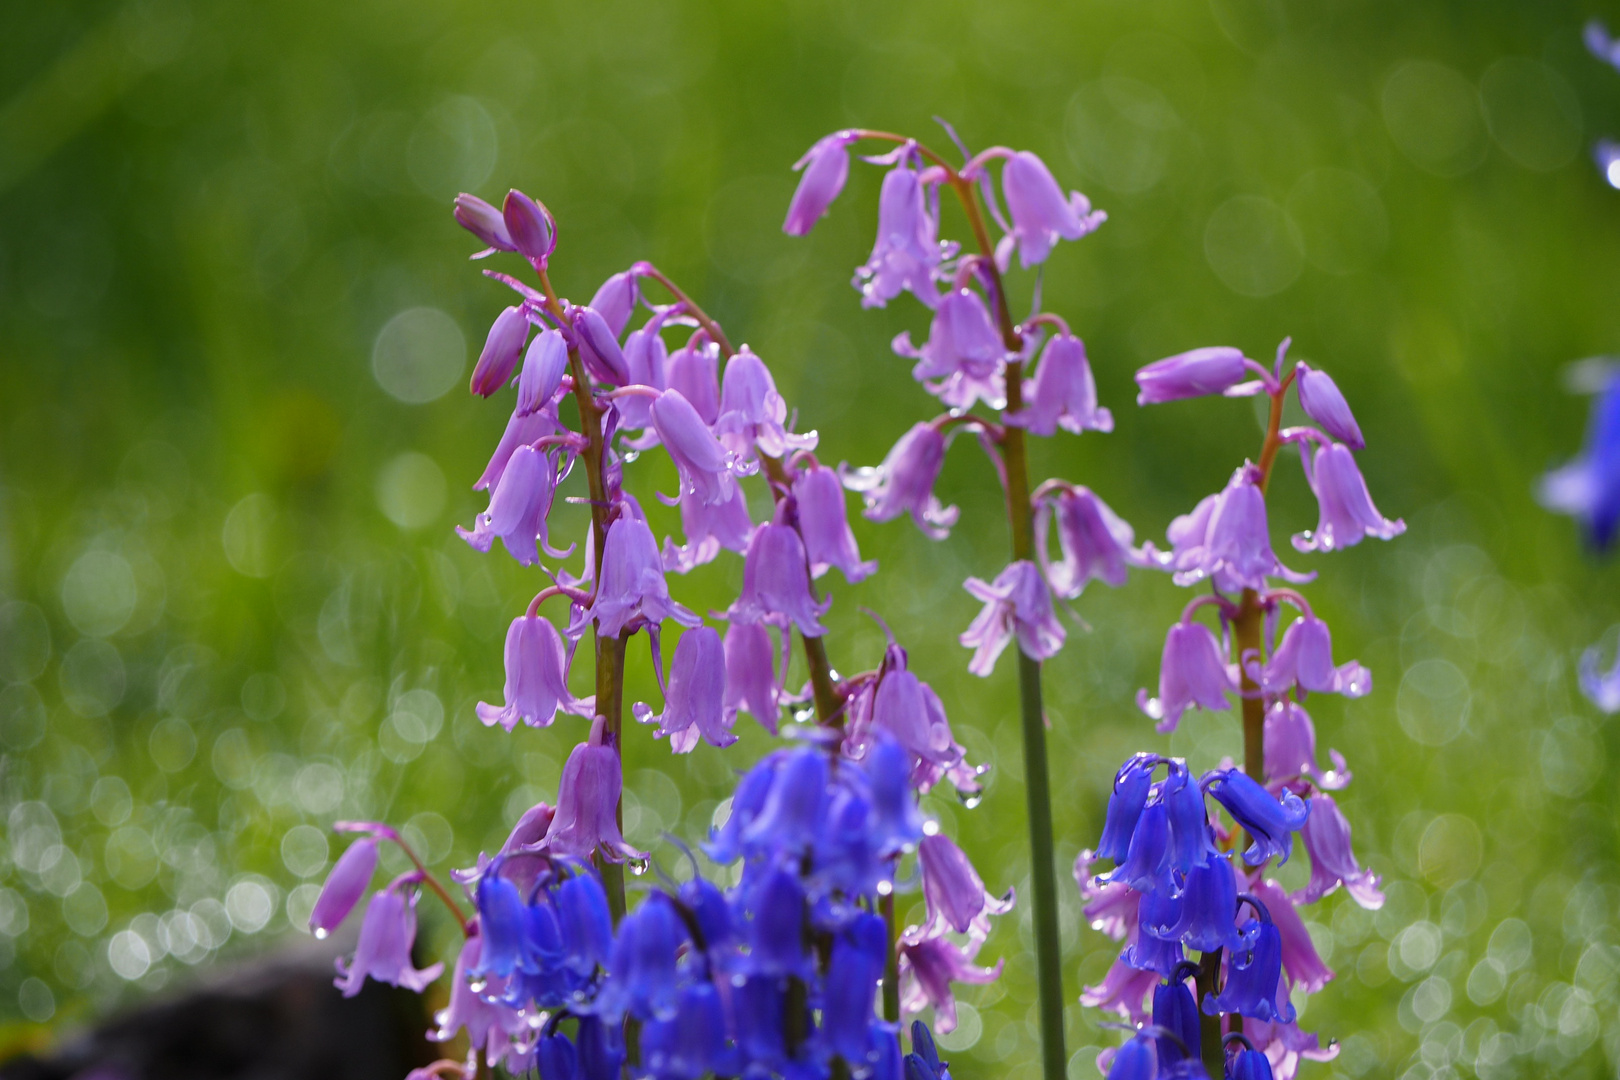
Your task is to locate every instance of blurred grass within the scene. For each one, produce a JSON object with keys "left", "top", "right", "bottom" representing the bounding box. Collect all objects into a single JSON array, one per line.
[{"left": 3, "top": 0, "right": 1620, "bottom": 1077}]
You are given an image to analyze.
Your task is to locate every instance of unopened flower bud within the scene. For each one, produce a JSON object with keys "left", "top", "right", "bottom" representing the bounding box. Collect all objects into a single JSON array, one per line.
[{"left": 470, "top": 306, "right": 530, "bottom": 397}]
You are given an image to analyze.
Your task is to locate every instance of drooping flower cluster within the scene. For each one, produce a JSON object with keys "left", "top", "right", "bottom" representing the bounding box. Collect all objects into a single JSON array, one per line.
[{"left": 1078, "top": 339, "right": 1400, "bottom": 1078}]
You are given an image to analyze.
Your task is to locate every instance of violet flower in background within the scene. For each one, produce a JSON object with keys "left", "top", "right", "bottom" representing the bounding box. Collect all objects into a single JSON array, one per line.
[
  {"left": 959, "top": 560, "right": 1065, "bottom": 675},
  {"left": 1294, "top": 793, "right": 1383, "bottom": 908},
  {"left": 715, "top": 346, "right": 817, "bottom": 459},
  {"left": 729, "top": 520, "right": 829, "bottom": 635},
  {"left": 891, "top": 287, "right": 1007, "bottom": 410},
  {"left": 845, "top": 421, "right": 959, "bottom": 539},
  {"left": 1249, "top": 614, "right": 1371, "bottom": 699},
  {"left": 476, "top": 614, "right": 588, "bottom": 731},
  {"left": 333, "top": 876, "right": 443, "bottom": 997},
  {"left": 1538, "top": 372, "right": 1620, "bottom": 550},
  {"left": 651, "top": 388, "right": 748, "bottom": 505},
  {"left": 723, "top": 620, "right": 782, "bottom": 733},
  {"left": 1037, "top": 485, "right": 1147, "bottom": 599},
  {"left": 784, "top": 129, "right": 857, "bottom": 235},
  {"left": 994, "top": 150, "right": 1106, "bottom": 270}
]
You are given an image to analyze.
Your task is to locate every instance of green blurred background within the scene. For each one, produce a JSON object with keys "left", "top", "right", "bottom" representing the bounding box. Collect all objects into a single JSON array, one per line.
[{"left": 2, "top": 0, "right": 1618, "bottom": 1076}]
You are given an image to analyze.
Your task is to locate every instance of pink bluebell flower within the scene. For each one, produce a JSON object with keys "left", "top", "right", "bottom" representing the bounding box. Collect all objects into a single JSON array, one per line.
[
  {"left": 859, "top": 644, "right": 967, "bottom": 783},
  {"left": 454, "top": 193, "right": 517, "bottom": 257},
  {"left": 430, "top": 935, "right": 534, "bottom": 1071},
  {"left": 730, "top": 521, "right": 829, "bottom": 636},
  {"left": 516, "top": 328, "right": 568, "bottom": 418},
  {"left": 636, "top": 625, "right": 733, "bottom": 752},
  {"left": 663, "top": 484, "right": 754, "bottom": 574},
  {"left": 723, "top": 620, "right": 782, "bottom": 733},
  {"left": 854, "top": 162, "right": 943, "bottom": 309},
  {"left": 583, "top": 510, "right": 700, "bottom": 638},
  {"left": 572, "top": 305, "right": 630, "bottom": 386},
  {"left": 542, "top": 718, "right": 644, "bottom": 863},
  {"left": 477, "top": 614, "right": 589, "bottom": 731},
  {"left": 1248, "top": 614, "right": 1371, "bottom": 698},
  {"left": 1008, "top": 331, "right": 1112, "bottom": 436},
  {"left": 918, "top": 832, "right": 1013, "bottom": 935},
  {"left": 1293, "top": 442, "right": 1405, "bottom": 553},
  {"left": 616, "top": 321, "right": 671, "bottom": 431},
  {"left": 457, "top": 444, "right": 560, "bottom": 566},
  {"left": 994, "top": 150, "right": 1106, "bottom": 270},
  {"left": 667, "top": 337, "right": 721, "bottom": 424},
  {"left": 502, "top": 189, "right": 556, "bottom": 268},
  {"left": 309, "top": 836, "right": 378, "bottom": 937},
  {"left": 959, "top": 560, "right": 1065, "bottom": 675},
  {"left": 590, "top": 270, "right": 640, "bottom": 337},
  {"left": 1262, "top": 700, "right": 1350, "bottom": 790},
  {"left": 1241, "top": 1018, "right": 1340, "bottom": 1080},
  {"left": 651, "top": 389, "right": 749, "bottom": 505},
  {"left": 845, "top": 422, "right": 959, "bottom": 539},
  {"left": 1137, "top": 619, "right": 1237, "bottom": 733},
  {"left": 792, "top": 462, "right": 876, "bottom": 583},
  {"left": 1036, "top": 484, "right": 1147, "bottom": 599},
  {"left": 1080, "top": 955, "right": 1156, "bottom": 1025},
  {"left": 897, "top": 925, "right": 1002, "bottom": 1035},
  {"left": 784, "top": 130, "right": 858, "bottom": 236},
  {"left": 470, "top": 306, "right": 531, "bottom": 397},
  {"left": 1293, "top": 364, "right": 1363, "bottom": 449},
  {"left": 1293, "top": 793, "right": 1382, "bottom": 908},
  {"left": 1135, "top": 347, "right": 1251, "bottom": 405},
  {"left": 333, "top": 873, "right": 444, "bottom": 997},
  {"left": 891, "top": 288, "right": 1005, "bottom": 409},
  {"left": 715, "top": 347, "right": 817, "bottom": 459},
  {"left": 474, "top": 405, "right": 557, "bottom": 492},
  {"left": 1156, "top": 466, "right": 1312, "bottom": 592}
]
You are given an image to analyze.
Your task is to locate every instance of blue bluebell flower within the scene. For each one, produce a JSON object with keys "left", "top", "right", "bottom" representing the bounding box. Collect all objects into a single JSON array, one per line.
[
  {"left": 1539, "top": 374, "right": 1620, "bottom": 549},
  {"left": 641, "top": 981, "right": 740, "bottom": 1080},
  {"left": 733, "top": 975, "right": 789, "bottom": 1069},
  {"left": 679, "top": 874, "right": 733, "bottom": 951},
  {"left": 535, "top": 1031, "right": 578, "bottom": 1080},
  {"left": 472, "top": 871, "right": 534, "bottom": 978},
  {"left": 1101, "top": 800, "right": 1173, "bottom": 894},
  {"left": 1152, "top": 965, "right": 1200, "bottom": 1068},
  {"left": 743, "top": 747, "right": 829, "bottom": 856},
  {"left": 908, "top": 1021, "right": 951, "bottom": 1080},
  {"left": 1104, "top": 1035, "right": 1155, "bottom": 1080},
  {"left": 1202, "top": 769, "right": 1309, "bottom": 866},
  {"left": 1228, "top": 1048, "right": 1276, "bottom": 1080},
  {"left": 1163, "top": 762, "right": 1217, "bottom": 871},
  {"left": 556, "top": 871, "right": 613, "bottom": 976},
  {"left": 822, "top": 913, "right": 889, "bottom": 1063},
  {"left": 746, "top": 866, "right": 812, "bottom": 977},
  {"left": 704, "top": 749, "right": 785, "bottom": 863},
  {"left": 1164, "top": 856, "right": 1240, "bottom": 954},
  {"left": 1097, "top": 753, "right": 1157, "bottom": 862},
  {"left": 575, "top": 1016, "right": 624, "bottom": 1080},
  {"left": 601, "top": 893, "right": 687, "bottom": 1021},
  {"left": 1203, "top": 904, "right": 1293, "bottom": 1024}
]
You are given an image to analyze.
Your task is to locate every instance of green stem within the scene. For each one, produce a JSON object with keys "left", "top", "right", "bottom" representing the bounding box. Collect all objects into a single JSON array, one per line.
[
  {"left": 1197, "top": 949, "right": 1224, "bottom": 1078},
  {"left": 880, "top": 891, "right": 901, "bottom": 1023}
]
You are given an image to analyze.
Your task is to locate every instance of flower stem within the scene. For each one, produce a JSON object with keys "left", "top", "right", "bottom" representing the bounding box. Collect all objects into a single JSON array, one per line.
[
  {"left": 1196, "top": 949, "right": 1225, "bottom": 1078},
  {"left": 1238, "top": 382, "right": 1291, "bottom": 784},
  {"left": 880, "top": 891, "right": 900, "bottom": 1023}
]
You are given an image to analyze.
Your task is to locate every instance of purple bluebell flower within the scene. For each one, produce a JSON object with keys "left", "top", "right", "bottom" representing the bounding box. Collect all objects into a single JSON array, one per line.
[
  {"left": 1135, "top": 347, "right": 1251, "bottom": 405},
  {"left": 994, "top": 151, "right": 1106, "bottom": 270},
  {"left": 471, "top": 306, "right": 531, "bottom": 397},
  {"left": 722, "top": 620, "right": 781, "bottom": 733},
  {"left": 667, "top": 337, "right": 720, "bottom": 424},
  {"left": 642, "top": 981, "right": 739, "bottom": 1080},
  {"left": 855, "top": 162, "right": 943, "bottom": 309},
  {"left": 477, "top": 614, "right": 588, "bottom": 731},
  {"left": 793, "top": 462, "right": 877, "bottom": 583},
  {"left": 310, "top": 836, "right": 377, "bottom": 937},
  {"left": 846, "top": 421, "right": 959, "bottom": 539},
  {"left": 1262, "top": 700, "right": 1350, "bottom": 791},
  {"left": 1252, "top": 879, "right": 1332, "bottom": 994},
  {"left": 1293, "top": 364, "right": 1363, "bottom": 449},
  {"left": 863, "top": 645, "right": 967, "bottom": 782},
  {"left": 959, "top": 560, "right": 1065, "bottom": 675},
  {"left": 458, "top": 444, "right": 560, "bottom": 567},
  {"left": 745, "top": 866, "right": 813, "bottom": 977},
  {"left": 1293, "top": 442, "right": 1405, "bottom": 553},
  {"left": 1153, "top": 969, "right": 1201, "bottom": 1070},
  {"left": 1137, "top": 619, "right": 1237, "bottom": 733},
  {"left": 1079, "top": 955, "right": 1156, "bottom": 1025},
  {"left": 784, "top": 130, "right": 858, "bottom": 236},
  {"left": 1122, "top": 915, "right": 1186, "bottom": 976},
  {"left": 636, "top": 625, "right": 733, "bottom": 752},
  {"left": 475, "top": 405, "right": 557, "bottom": 493},
  {"left": 891, "top": 288, "right": 1006, "bottom": 410},
  {"left": 572, "top": 306, "right": 630, "bottom": 386},
  {"left": 590, "top": 272, "right": 640, "bottom": 338},
  {"left": 715, "top": 347, "right": 817, "bottom": 459},
  {"left": 1597, "top": 140, "right": 1620, "bottom": 189},
  {"left": 651, "top": 389, "right": 747, "bottom": 506},
  {"left": 455, "top": 193, "right": 517, "bottom": 257},
  {"left": 542, "top": 719, "right": 644, "bottom": 863},
  {"left": 1204, "top": 910, "right": 1293, "bottom": 1024},
  {"left": 1541, "top": 374, "right": 1620, "bottom": 547},
  {"left": 1249, "top": 614, "right": 1371, "bottom": 699},
  {"left": 517, "top": 329, "right": 568, "bottom": 418},
  {"left": 1036, "top": 485, "right": 1146, "bottom": 600},
  {"left": 918, "top": 833, "right": 1012, "bottom": 936},
  {"left": 1009, "top": 332, "right": 1113, "bottom": 436},
  {"left": 503, "top": 189, "right": 557, "bottom": 267},
  {"left": 334, "top": 874, "right": 443, "bottom": 997},
  {"left": 430, "top": 935, "right": 533, "bottom": 1071},
  {"left": 583, "top": 511, "right": 700, "bottom": 638},
  {"left": 601, "top": 894, "right": 686, "bottom": 1021},
  {"left": 1579, "top": 641, "right": 1620, "bottom": 713},
  {"left": 1293, "top": 793, "right": 1382, "bottom": 908},
  {"left": 1103, "top": 1035, "right": 1155, "bottom": 1080},
  {"left": 1097, "top": 754, "right": 1157, "bottom": 862},
  {"left": 616, "top": 322, "right": 670, "bottom": 431},
  {"left": 730, "top": 521, "right": 829, "bottom": 636},
  {"left": 663, "top": 484, "right": 754, "bottom": 574},
  {"left": 897, "top": 925, "right": 1002, "bottom": 1035},
  {"left": 1204, "top": 769, "right": 1309, "bottom": 866},
  {"left": 822, "top": 912, "right": 889, "bottom": 1063},
  {"left": 1158, "top": 466, "right": 1312, "bottom": 592}
]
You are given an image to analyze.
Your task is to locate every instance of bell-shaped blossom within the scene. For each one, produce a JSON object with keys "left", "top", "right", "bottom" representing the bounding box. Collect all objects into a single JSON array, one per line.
[
  {"left": 637, "top": 625, "right": 733, "bottom": 752},
  {"left": 663, "top": 484, "right": 754, "bottom": 574},
  {"left": 555, "top": 873, "right": 614, "bottom": 977},
  {"left": 572, "top": 306, "right": 629, "bottom": 386},
  {"left": 1230, "top": 1048, "right": 1276, "bottom": 1080},
  {"left": 1159, "top": 856, "right": 1242, "bottom": 954},
  {"left": 534, "top": 1035, "right": 576, "bottom": 1080},
  {"left": 854, "top": 163, "right": 942, "bottom": 309},
  {"left": 715, "top": 347, "right": 816, "bottom": 459},
  {"left": 822, "top": 913, "right": 889, "bottom": 1063},
  {"left": 723, "top": 620, "right": 781, "bottom": 733},
  {"left": 1152, "top": 975, "right": 1200, "bottom": 1070},
  {"left": 517, "top": 329, "right": 568, "bottom": 418},
  {"left": 1038, "top": 485, "right": 1147, "bottom": 600},
  {"left": 601, "top": 894, "right": 686, "bottom": 1021},
  {"left": 866, "top": 645, "right": 964, "bottom": 777},
  {"left": 1294, "top": 364, "right": 1363, "bottom": 449},
  {"left": 891, "top": 288, "right": 1006, "bottom": 410},
  {"left": 502, "top": 189, "right": 556, "bottom": 266},
  {"left": 1249, "top": 614, "right": 1370, "bottom": 699},
  {"left": 1262, "top": 700, "right": 1350, "bottom": 791},
  {"left": 542, "top": 719, "right": 644, "bottom": 863},
  {"left": 590, "top": 271, "right": 640, "bottom": 338},
  {"left": 846, "top": 422, "right": 959, "bottom": 539},
  {"left": 310, "top": 837, "right": 378, "bottom": 937},
  {"left": 575, "top": 1016, "right": 624, "bottom": 1080},
  {"left": 1103, "top": 1034, "right": 1156, "bottom": 1080},
  {"left": 784, "top": 130, "right": 857, "bottom": 236},
  {"left": 1204, "top": 915, "right": 1293, "bottom": 1024},
  {"left": 584, "top": 512, "right": 700, "bottom": 638},
  {"left": 1079, "top": 955, "right": 1156, "bottom": 1024},
  {"left": 918, "top": 833, "right": 1013, "bottom": 935},
  {"left": 730, "top": 522, "right": 829, "bottom": 635},
  {"left": 334, "top": 876, "right": 443, "bottom": 996},
  {"left": 1158, "top": 466, "right": 1312, "bottom": 592},
  {"left": 1137, "top": 620, "right": 1237, "bottom": 734},
  {"left": 458, "top": 444, "right": 559, "bottom": 567},
  {"left": 1293, "top": 442, "right": 1405, "bottom": 553},
  {"left": 1541, "top": 375, "right": 1620, "bottom": 548},
  {"left": 1121, "top": 913, "right": 1185, "bottom": 975},
  {"left": 793, "top": 463, "right": 876, "bottom": 583},
  {"left": 897, "top": 925, "right": 1002, "bottom": 1035},
  {"left": 1163, "top": 763, "right": 1219, "bottom": 871},
  {"left": 642, "top": 981, "right": 739, "bottom": 1080},
  {"left": 1294, "top": 793, "right": 1382, "bottom": 908},
  {"left": 745, "top": 866, "right": 813, "bottom": 977},
  {"left": 1097, "top": 754, "right": 1157, "bottom": 862},
  {"left": 1008, "top": 332, "right": 1113, "bottom": 436},
  {"left": 667, "top": 338, "right": 720, "bottom": 424},
  {"left": 1579, "top": 641, "right": 1620, "bottom": 713},
  {"left": 743, "top": 748, "right": 829, "bottom": 857},
  {"left": 471, "top": 306, "right": 531, "bottom": 397},
  {"left": 651, "top": 389, "right": 747, "bottom": 506},
  {"left": 905, "top": 1021, "right": 950, "bottom": 1080},
  {"left": 959, "top": 560, "right": 1065, "bottom": 675},
  {"left": 1101, "top": 800, "right": 1173, "bottom": 895},
  {"left": 430, "top": 935, "right": 533, "bottom": 1071},
  {"left": 1252, "top": 879, "right": 1332, "bottom": 994},
  {"left": 994, "top": 151, "right": 1106, "bottom": 270},
  {"left": 477, "top": 615, "right": 588, "bottom": 731},
  {"left": 475, "top": 405, "right": 557, "bottom": 492},
  {"left": 704, "top": 750, "right": 784, "bottom": 864},
  {"left": 1242, "top": 1019, "right": 1340, "bottom": 1080},
  {"left": 616, "top": 322, "right": 670, "bottom": 431},
  {"left": 1135, "top": 347, "right": 1250, "bottom": 405},
  {"left": 1204, "top": 769, "right": 1309, "bottom": 867},
  {"left": 455, "top": 193, "right": 517, "bottom": 257},
  {"left": 472, "top": 871, "right": 546, "bottom": 980}
]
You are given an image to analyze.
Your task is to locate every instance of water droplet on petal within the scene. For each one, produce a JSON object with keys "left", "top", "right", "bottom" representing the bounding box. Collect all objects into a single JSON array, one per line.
[
  {"left": 876, "top": 879, "right": 893, "bottom": 896},
  {"left": 628, "top": 856, "right": 650, "bottom": 877},
  {"left": 313, "top": 928, "right": 328, "bottom": 940},
  {"left": 922, "top": 820, "right": 940, "bottom": 836},
  {"left": 959, "top": 793, "right": 982, "bottom": 810}
]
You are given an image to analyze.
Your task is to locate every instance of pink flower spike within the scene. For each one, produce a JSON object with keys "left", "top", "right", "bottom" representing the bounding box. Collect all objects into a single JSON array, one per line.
[
  {"left": 784, "top": 130, "right": 857, "bottom": 236},
  {"left": 1293, "top": 442, "right": 1405, "bottom": 553},
  {"left": 476, "top": 615, "right": 589, "bottom": 732},
  {"left": 542, "top": 718, "right": 645, "bottom": 863},
  {"left": 454, "top": 193, "right": 516, "bottom": 257},
  {"left": 959, "top": 560, "right": 1065, "bottom": 676},
  {"left": 1007, "top": 332, "right": 1113, "bottom": 436},
  {"left": 995, "top": 150, "right": 1105, "bottom": 270},
  {"left": 792, "top": 463, "right": 876, "bottom": 583},
  {"left": 636, "top": 625, "right": 733, "bottom": 753},
  {"left": 730, "top": 522, "right": 829, "bottom": 636},
  {"left": 723, "top": 620, "right": 782, "bottom": 734},
  {"left": 1253, "top": 879, "right": 1334, "bottom": 995},
  {"left": 1294, "top": 363, "right": 1364, "bottom": 449},
  {"left": 333, "top": 876, "right": 444, "bottom": 997},
  {"left": 470, "top": 306, "right": 530, "bottom": 397},
  {"left": 918, "top": 833, "right": 1013, "bottom": 935},
  {"left": 309, "top": 836, "right": 378, "bottom": 937},
  {"left": 845, "top": 422, "right": 959, "bottom": 539},
  {"left": 1136, "top": 620, "right": 1237, "bottom": 733},
  {"left": 1294, "top": 793, "right": 1383, "bottom": 909}
]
